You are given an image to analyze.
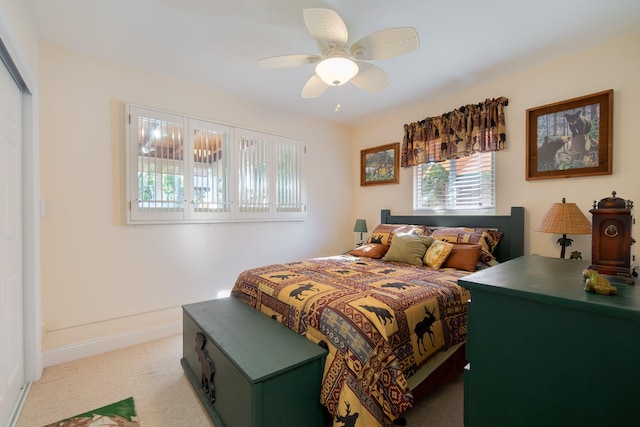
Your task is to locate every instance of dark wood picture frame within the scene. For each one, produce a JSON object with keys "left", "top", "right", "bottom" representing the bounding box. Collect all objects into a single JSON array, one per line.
[
  {"left": 526, "top": 89, "right": 613, "bottom": 181},
  {"left": 360, "top": 142, "right": 400, "bottom": 186}
]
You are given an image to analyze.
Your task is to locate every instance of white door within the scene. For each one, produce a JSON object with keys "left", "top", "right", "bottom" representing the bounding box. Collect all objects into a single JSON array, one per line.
[{"left": 0, "top": 59, "right": 24, "bottom": 426}]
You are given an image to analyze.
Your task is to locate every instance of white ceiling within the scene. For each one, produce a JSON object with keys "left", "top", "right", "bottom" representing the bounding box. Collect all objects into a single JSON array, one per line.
[{"left": 24, "top": 0, "right": 640, "bottom": 125}]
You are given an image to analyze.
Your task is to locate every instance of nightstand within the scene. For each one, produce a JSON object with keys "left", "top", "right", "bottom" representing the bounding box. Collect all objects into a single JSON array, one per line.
[{"left": 459, "top": 255, "right": 640, "bottom": 427}]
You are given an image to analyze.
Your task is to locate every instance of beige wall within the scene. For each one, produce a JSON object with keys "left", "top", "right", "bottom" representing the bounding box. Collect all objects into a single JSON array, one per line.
[
  {"left": 38, "top": 43, "right": 353, "bottom": 363},
  {"left": 352, "top": 31, "right": 640, "bottom": 261}
]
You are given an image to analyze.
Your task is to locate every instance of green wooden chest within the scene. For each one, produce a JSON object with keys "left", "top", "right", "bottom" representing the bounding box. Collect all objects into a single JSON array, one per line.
[{"left": 181, "top": 297, "right": 328, "bottom": 427}]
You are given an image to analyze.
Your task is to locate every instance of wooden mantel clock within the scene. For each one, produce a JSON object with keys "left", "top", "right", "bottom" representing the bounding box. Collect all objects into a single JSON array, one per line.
[{"left": 589, "top": 191, "right": 635, "bottom": 283}]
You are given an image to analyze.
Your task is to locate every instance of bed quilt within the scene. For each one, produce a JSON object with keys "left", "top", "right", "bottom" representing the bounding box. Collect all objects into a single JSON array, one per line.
[{"left": 230, "top": 254, "right": 471, "bottom": 427}]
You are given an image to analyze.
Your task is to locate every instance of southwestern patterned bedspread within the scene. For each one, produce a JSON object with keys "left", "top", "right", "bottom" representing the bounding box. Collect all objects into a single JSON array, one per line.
[{"left": 230, "top": 254, "right": 471, "bottom": 427}]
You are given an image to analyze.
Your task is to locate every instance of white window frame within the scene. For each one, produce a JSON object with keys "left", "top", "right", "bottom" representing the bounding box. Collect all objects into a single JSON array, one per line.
[
  {"left": 413, "top": 151, "right": 495, "bottom": 215},
  {"left": 126, "top": 104, "right": 306, "bottom": 224}
]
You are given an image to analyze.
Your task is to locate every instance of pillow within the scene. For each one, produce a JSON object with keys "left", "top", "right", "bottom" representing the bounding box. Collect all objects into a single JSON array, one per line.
[
  {"left": 478, "top": 251, "right": 500, "bottom": 268},
  {"left": 477, "top": 230, "right": 503, "bottom": 254},
  {"left": 349, "top": 243, "right": 389, "bottom": 259},
  {"left": 367, "top": 224, "right": 428, "bottom": 247},
  {"left": 382, "top": 235, "right": 435, "bottom": 266},
  {"left": 442, "top": 243, "right": 482, "bottom": 272},
  {"left": 367, "top": 224, "right": 400, "bottom": 246},
  {"left": 430, "top": 227, "right": 503, "bottom": 255},
  {"left": 388, "top": 224, "right": 428, "bottom": 246},
  {"left": 423, "top": 240, "right": 454, "bottom": 269}
]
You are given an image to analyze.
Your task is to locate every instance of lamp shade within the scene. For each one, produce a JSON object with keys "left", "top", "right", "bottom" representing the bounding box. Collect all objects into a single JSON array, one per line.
[
  {"left": 534, "top": 198, "right": 591, "bottom": 235},
  {"left": 315, "top": 57, "right": 359, "bottom": 86},
  {"left": 353, "top": 219, "right": 368, "bottom": 233}
]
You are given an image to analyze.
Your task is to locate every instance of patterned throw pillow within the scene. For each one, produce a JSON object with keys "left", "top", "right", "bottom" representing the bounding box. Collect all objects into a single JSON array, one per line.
[
  {"left": 430, "top": 227, "right": 503, "bottom": 268},
  {"left": 430, "top": 227, "right": 501, "bottom": 252},
  {"left": 423, "top": 240, "right": 454, "bottom": 269},
  {"left": 478, "top": 251, "right": 500, "bottom": 268},
  {"left": 382, "top": 235, "right": 435, "bottom": 266},
  {"left": 349, "top": 243, "right": 389, "bottom": 259},
  {"left": 367, "top": 224, "right": 428, "bottom": 247},
  {"left": 442, "top": 243, "right": 482, "bottom": 271}
]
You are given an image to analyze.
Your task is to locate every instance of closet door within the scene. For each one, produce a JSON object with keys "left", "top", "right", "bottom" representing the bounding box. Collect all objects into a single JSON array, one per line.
[{"left": 0, "top": 58, "right": 24, "bottom": 425}]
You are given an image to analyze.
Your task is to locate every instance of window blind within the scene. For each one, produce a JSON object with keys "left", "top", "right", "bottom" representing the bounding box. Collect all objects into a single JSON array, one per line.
[{"left": 413, "top": 152, "right": 495, "bottom": 214}]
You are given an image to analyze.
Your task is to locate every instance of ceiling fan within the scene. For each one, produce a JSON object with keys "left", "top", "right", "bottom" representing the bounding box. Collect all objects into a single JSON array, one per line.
[{"left": 257, "top": 8, "right": 419, "bottom": 98}]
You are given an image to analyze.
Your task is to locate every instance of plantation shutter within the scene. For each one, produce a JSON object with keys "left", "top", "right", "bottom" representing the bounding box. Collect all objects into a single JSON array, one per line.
[
  {"left": 275, "top": 137, "right": 305, "bottom": 218},
  {"left": 413, "top": 152, "right": 495, "bottom": 213},
  {"left": 236, "top": 129, "right": 270, "bottom": 219},
  {"left": 126, "top": 104, "right": 306, "bottom": 223},
  {"left": 187, "top": 119, "right": 232, "bottom": 221},
  {"left": 129, "top": 107, "right": 185, "bottom": 222}
]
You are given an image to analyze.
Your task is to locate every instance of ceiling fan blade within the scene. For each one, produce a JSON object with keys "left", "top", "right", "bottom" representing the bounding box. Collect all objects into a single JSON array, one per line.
[
  {"left": 350, "top": 62, "right": 391, "bottom": 92},
  {"left": 303, "top": 8, "right": 348, "bottom": 52},
  {"left": 350, "top": 27, "right": 419, "bottom": 60},
  {"left": 301, "top": 74, "right": 329, "bottom": 98},
  {"left": 258, "top": 54, "right": 321, "bottom": 69}
]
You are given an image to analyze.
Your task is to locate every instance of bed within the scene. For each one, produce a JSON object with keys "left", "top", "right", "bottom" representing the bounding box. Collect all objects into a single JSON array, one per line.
[{"left": 231, "top": 207, "right": 524, "bottom": 426}]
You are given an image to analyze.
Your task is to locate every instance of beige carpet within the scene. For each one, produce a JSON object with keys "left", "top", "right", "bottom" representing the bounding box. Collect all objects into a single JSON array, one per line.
[{"left": 16, "top": 334, "right": 463, "bottom": 427}]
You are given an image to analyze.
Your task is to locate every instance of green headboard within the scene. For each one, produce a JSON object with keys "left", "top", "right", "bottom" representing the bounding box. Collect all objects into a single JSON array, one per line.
[{"left": 381, "top": 207, "right": 525, "bottom": 263}]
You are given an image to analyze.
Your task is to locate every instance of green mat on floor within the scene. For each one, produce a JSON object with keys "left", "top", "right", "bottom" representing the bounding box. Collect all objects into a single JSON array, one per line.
[{"left": 42, "top": 396, "right": 138, "bottom": 426}]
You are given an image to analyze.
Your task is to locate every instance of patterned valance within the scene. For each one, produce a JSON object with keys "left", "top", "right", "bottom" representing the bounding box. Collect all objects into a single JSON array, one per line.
[{"left": 401, "top": 97, "right": 508, "bottom": 167}]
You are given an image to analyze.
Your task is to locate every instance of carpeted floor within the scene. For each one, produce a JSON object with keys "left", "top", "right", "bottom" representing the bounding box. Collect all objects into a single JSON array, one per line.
[
  {"left": 17, "top": 335, "right": 213, "bottom": 427},
  {"left": 16, "top": 334, "right": 463, "bottom": 426}
]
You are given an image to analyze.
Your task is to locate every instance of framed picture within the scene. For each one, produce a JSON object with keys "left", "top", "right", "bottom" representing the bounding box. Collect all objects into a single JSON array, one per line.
[
  {"left": 361, "top": 142, "right": 400, "bottom": 186},
  {"left": 526, "top": 89, "right": 613, "bottom": 181}
]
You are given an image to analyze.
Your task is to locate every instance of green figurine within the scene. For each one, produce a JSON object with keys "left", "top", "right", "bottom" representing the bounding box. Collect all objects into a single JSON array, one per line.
[
  {"left": 583, "top": 269, "right": 617, "bottom": 295},
  {"left": 569, "top": 251, "right": 582, "bottom": 260}
]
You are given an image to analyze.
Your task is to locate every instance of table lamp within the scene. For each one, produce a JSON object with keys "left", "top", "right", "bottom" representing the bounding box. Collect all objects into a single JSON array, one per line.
[
  {"left": 353, "top": 219, "right": 368, "bottom": 247},
  {"left": 534, "top": 198, "right": 591, "bottom": 258}
]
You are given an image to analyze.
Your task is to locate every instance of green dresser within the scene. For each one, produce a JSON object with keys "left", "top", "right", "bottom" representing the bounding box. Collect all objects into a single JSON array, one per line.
[
  {"left": 181, "top": 297, "right": 327, "bottom": 427},
  {"left": 459, "top": 255, "right": 640, "bottom": 427}
]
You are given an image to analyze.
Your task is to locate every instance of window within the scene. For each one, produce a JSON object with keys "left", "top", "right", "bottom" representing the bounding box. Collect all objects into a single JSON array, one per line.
[
  {"left": 189, "top": 118, "right": 233, "bottom": 221},
  {"left": 413, "top": 152, "right": 495, "bottom": 214},
  {"left": 126, "top": 105, "right": 305, "bottom": 224},
  {"left": 234, "top": 129, "right": 306, "bottom": 219}
]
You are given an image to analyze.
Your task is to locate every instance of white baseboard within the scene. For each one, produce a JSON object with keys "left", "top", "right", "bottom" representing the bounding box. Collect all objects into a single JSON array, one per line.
[{"left": 43, "top": 321, "right": 182, "bottom": 367}]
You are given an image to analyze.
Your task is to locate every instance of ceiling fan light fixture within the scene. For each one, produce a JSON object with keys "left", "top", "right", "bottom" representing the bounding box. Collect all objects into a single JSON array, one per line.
[
  {"left": 260, "top": 9, "right": 419, "bottom": 97},
  {"left": 315, "top": 57, "right": 359, "bottom": 86}
]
